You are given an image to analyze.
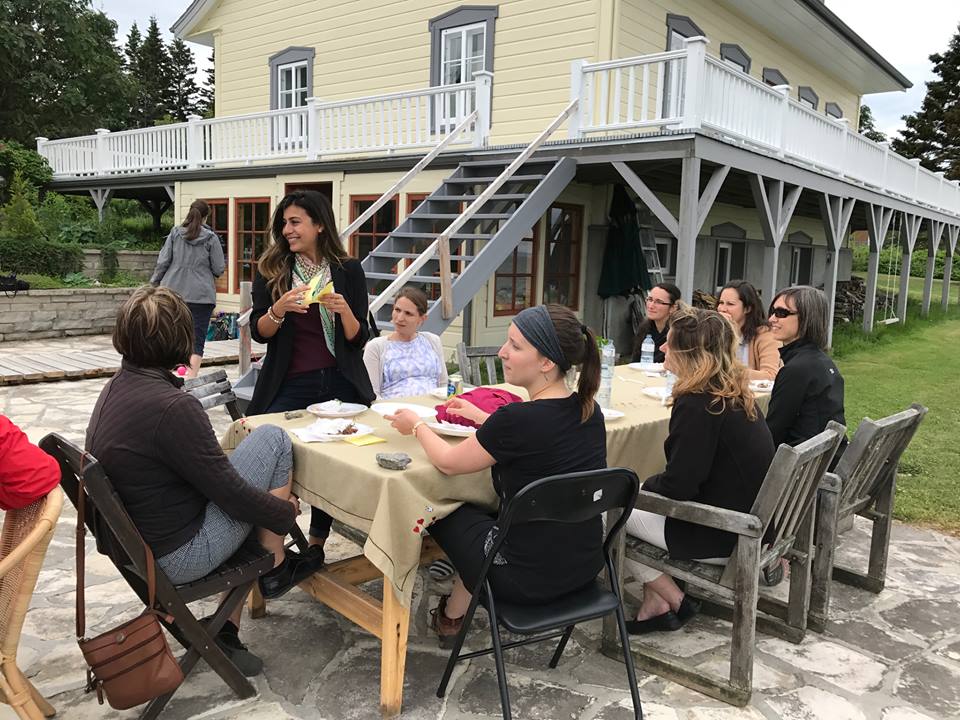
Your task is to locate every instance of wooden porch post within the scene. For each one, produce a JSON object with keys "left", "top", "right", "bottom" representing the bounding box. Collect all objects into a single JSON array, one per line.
[
  {"left": 750, "top": 175, "right": 802, "bottom": 302},
  {"left": 943, "top": 225, "right": 959, "bottom": 311},
  {"left": 864, "top": 204, "right": 894, "bottom": 332},
  {"left": 818, "top": 193, "right": 855, "bottom": 349},
  {"left": 897, "top": 214, "right": 922, "bottom": 325},
  {"left": 922, "top": 219, "right": 945, "bottom": 316}
]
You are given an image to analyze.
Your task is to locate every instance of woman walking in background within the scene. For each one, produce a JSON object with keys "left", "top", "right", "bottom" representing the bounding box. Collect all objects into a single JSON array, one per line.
[{"left": 151, "top": 199, "right": 225, "bottom": 378}]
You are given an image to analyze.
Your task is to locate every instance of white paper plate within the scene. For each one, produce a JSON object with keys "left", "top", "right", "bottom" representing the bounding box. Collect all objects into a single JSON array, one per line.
[
  {"left": 428, "top": 387, "right": 450, "bottom": 400},
  {"left": 292, "top": 420, "right": 374, "bottom": 442},
  {"left": 306, "top": 401, "right": 368, "bottom": 418},
  {"left": 370, "top": 402, "right": 437, "bottom": 419},
  {"left": 601, "top": 408, "right": 625, "bottom": 421},
  {"left": 628, "top": 362, "right": 664, "bottom": 373},
  {"left": 642, "top": 386, "right": 672, "bottom": 401},
  {"left": 427, "top": 421, "right": 477, "bottom": 437},
  {"left": 749, "top": 380, "right": 775, "bottom": 393}
]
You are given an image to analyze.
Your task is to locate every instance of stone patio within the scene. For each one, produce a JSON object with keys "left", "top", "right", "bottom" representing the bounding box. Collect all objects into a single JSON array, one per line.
[{"left": 2, "top": 335, "right": 959, "bottom": 720}]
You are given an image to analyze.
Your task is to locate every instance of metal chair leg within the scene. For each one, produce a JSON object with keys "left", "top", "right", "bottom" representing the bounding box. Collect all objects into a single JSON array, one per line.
[
  {"left": 548, "top": 626, "right": 575, "bottom": 668},
  {"left": 614, "top": 602, "right": 643, "bottom": 718},
  {"left": 486, "top": 597, "right": 512, "bottom": 720},
  {"left": 436, "top": 599, "right": 479, "bottom": 698}
]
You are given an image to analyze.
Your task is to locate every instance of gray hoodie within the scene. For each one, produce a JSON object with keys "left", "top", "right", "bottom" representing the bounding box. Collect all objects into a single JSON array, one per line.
[{"left": 150, "top": 225, "right": 225, "bottom": 305}]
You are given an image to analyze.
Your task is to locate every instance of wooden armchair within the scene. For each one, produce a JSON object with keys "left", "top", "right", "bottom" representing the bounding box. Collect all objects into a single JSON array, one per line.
[
  {"left": 456, "top": 343, "right": 503, "bottom": 386},
  {"left": 183, "top": 368, "right": 242, "bottom": 421},
  {"left": 0, "top": 488, "right": 63, "bottom": 720},
  {"left": 808, "top": 404, "right": 927, "bottom": 632},
  {"left": 603, "top": 422, "right": 845, "bottom": 706}
]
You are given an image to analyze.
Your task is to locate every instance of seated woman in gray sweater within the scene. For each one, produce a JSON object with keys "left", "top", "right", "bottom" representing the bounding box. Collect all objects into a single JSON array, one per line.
[{"left": 86, "top": 286, "right": 319, "bottom": 676}]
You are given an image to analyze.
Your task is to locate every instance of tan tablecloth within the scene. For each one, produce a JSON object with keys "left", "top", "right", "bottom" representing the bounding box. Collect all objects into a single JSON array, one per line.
[{"left": 221, "top": 372, "right": 768, "bottom": 606}]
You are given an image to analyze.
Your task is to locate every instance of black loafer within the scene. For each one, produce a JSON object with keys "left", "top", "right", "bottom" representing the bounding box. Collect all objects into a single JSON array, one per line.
[
  {"left": 676, "top": 595, "right": 701, "bottom": 625},
  {"left": 259, "top": 546, "right": 325, "bottom": 600},
  {"left": 625, "top": 610, "right": 682, "bottom": 635},
  {"left": 215, "top": 631, "right": 263, "bottom": 676}
]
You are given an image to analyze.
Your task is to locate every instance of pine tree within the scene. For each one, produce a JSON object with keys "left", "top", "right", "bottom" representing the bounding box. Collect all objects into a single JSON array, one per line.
[
  {"left": 124, "top": 22, "right": 147, "bottom": 126},
  {"left": 858, "top": 104, "right": 887, "bottom": 143},
  {"left": 137, "top": 17, "right": 173, "bottom": 125},
  {"left": 891, "top": 23, "right": 960, "bottom": 180},
  {"left": 167, "top": 39, "right": 199, "bottom": 122},
  {"left": 197, "top": 49, "right": 215, "bottom": 118},
  {"left": 124, "top": 23, "right": 142, "bottom": 70},
  {"left": 0, "top": 170, "right": 42, "bottom": 242}
]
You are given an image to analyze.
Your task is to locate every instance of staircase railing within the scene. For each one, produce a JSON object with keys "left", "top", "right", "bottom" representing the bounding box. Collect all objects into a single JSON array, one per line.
[
  {"left": 339, "top": 110, "right": 479, "bottom": 243},
  {"left": 367, "top": 98, "right": 580, "bottom": 318}
]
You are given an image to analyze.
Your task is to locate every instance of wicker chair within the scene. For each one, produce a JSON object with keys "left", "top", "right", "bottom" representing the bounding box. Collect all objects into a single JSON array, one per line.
[{"left": 0, "top": 488, "right": 63, "bottom": 719}]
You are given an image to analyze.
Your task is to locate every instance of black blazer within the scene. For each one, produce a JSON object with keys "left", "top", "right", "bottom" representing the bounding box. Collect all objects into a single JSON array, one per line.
[{"left": 247, "top": 258, "right": 375, "bottom": 414}]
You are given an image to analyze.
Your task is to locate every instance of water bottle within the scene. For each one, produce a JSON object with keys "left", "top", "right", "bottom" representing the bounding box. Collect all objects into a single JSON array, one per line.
[
  {"left": 597, "top": 340, "right": 616, "bottom": 409},
  {"left": 662, "top": 370, "right": 676, "bottom": 407},
  {"left": 640, "top": 334, "right": 655, "bottom": 365}
]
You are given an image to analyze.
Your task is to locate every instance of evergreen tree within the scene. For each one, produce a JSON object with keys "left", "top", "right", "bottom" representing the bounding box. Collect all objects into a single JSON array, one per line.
[
  {"left": 167, "top": 39, "right": 199, "bottom": 121},
  {"left": 137, "top": 17, "right": 173, "bottom": 125},
  {"left": 124, "top": 22, "right": 147, "bottom": 126},
  {"left": 892, "top": 23, "right": 960, "bottom": 180},
  {"left": 0, "top": 171, "right": 42, "bottom": 242},
  {"left": 124, "top": 22, "right": 142, "bottom": 70},
  {"left": 198, "top": 49, "right": 216, "bottom": 118},
  {"left": 858, "top": 104, "right": 887, "bottom": 143}
]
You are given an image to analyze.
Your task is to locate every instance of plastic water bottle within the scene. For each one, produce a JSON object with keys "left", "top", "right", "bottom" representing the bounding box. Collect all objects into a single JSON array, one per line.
[
  {"left": 640, "top": 334, "right": 655, "bottom": 364},
  {"left": 597, "top": 340, "right": 616, "bottom": 409},
  {"left": 662, "top": 370, "right": 676, "bottom": 407}
]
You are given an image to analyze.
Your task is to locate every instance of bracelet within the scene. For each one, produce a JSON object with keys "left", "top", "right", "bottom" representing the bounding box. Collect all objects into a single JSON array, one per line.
[
  {"left": 267, "top": 307, "right": 285, "bottom": 325},
  {"left": 412, "top": 420, "right": 426, "bottom": 437}
]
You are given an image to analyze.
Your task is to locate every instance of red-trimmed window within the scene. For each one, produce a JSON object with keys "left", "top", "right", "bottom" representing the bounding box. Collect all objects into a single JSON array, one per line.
[
  {"left": 235, "top": 198, "right": 271, "bottom": 292},
  {"left": 205, "top": 199, "right": 229, "bottom": 293},
  {"left": 494, "top": 222, "right": 538, "bottom": 316},
  {"left": 542, "top": 203, "right": 582, "bottom": 310},
  {"left": 349, "top": 195, "right": 397, "bottom": 260}
]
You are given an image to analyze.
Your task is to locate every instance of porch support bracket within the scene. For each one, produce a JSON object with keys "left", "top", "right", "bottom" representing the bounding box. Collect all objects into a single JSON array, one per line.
[
  {"left": 164, "top": 185, "right": 175, "bottom": 202},
  {"left": 896, "top": 213, "right": 923, "bottom": 325},
  {"left": 750, "top": 175, "right": 802, "bottom": 303},
  {"left": 863, "top": 204, "right": 895, "bottom": 332},
  {"left": 89, "top": 188, "right": 114, "bottom": 223},
  {"left": 818, "top": 193, "right": 855, "bottom": 349},
  {"left": 943, "top": 225, "right": 959, "bottom": 311},
  {"left": 613, "top": 159, "right": 730, "bottom": 302},
  {"left": 921, "top": 219, "right": 946, "bottom": 316}
]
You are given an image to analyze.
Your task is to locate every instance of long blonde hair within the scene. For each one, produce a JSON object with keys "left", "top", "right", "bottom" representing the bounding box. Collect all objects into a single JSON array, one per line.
[{"left": 666, "top": 306, "right": 757, "bottom": 420}]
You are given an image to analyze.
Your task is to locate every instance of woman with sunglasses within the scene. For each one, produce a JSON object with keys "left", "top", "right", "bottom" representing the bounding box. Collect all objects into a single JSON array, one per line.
[
  {"left": 765, "top": 285, "right": 846, "bottom": 451},
  {"left": 716, "top": 280, "right": 781, "bottom": 381},
  {"left": 631, "top": 282, "right": 681, "bottom": 364},
  {"left": 624, "top": 307, "right": 775, "bottom": 633}
]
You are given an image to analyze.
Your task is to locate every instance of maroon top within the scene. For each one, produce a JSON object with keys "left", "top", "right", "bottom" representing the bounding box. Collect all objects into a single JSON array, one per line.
[{"left": 286, "top": 304, "right": 336, "bottom": 377}]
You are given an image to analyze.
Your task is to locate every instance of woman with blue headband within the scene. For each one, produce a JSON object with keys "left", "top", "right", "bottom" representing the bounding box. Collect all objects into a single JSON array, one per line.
[{"left": 387, "top": 304, "right": 605, "bottom": 646}]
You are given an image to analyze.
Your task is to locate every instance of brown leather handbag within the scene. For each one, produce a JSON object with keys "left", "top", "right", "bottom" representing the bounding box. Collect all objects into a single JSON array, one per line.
[{"left": 75, "top": 460, "right": 184, "bottom": 710}]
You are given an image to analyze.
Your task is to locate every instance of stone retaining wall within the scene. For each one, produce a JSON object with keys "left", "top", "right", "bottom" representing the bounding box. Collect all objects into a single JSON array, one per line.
[
  {"left": 81, "top": 249, "right": 160, "bottom": 280},
  {"left": 0, "top": 288, "right": 136, "bottom": 342}
]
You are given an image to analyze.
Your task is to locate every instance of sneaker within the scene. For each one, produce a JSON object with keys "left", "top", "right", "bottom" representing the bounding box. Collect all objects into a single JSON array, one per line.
[
  {"left": 430, "top": 595, "right": 464, "bottom": 649},
  {"left": 214, "top": 630, "right": 263, "bottom": 677}
]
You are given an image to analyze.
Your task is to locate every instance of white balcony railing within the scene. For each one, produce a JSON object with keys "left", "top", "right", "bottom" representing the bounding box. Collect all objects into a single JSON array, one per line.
[
  {"left": 37, "top": 76, "right": 492, "bottom": 178},
  {"left": 573, "top": 38, "right": 960, "bottom": 218}
]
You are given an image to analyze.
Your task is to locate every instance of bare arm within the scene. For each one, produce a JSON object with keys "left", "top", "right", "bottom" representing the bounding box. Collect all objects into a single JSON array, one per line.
[{"left": 387, "top": 408, "right": 495, "bottom": 475}]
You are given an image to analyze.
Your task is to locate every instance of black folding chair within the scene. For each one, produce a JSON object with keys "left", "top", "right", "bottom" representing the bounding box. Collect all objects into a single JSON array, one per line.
[
  {"left": 41, "top": 433, "right": 275, "bottom": 720},
  {"left": 436, "top": 468, "right": 643, "bottom": 720}
]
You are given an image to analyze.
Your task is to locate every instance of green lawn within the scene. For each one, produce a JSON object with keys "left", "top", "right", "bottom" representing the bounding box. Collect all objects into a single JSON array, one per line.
[
  {"left": 834, "top": 307, "right": 960, "bottom": 534},
  {"left": 852, "top": 271, "right": 957, "bottom": 304}
]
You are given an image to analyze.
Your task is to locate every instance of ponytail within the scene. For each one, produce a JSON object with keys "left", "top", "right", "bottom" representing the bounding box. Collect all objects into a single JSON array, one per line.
[
  {"left": 577, "top": 326, "right": 601, "bottom": 422},
  {"left": 181, "top": 199, "right": 209, "bottom": 241}
]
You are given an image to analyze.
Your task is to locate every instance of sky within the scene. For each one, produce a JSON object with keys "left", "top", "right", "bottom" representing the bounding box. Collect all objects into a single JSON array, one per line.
[{"left": 93, "top": 0, "right": 959, "bottom": 140}]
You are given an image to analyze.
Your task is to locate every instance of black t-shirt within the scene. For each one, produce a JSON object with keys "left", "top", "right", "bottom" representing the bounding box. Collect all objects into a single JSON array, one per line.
[{"left": 476, "top": 394, "right": 607, "bottom": 599}]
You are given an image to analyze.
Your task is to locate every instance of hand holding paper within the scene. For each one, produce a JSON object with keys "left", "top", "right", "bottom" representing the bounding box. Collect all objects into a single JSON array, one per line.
[{"left": 304, "top": 276, "right": 335, "bottom": 305}]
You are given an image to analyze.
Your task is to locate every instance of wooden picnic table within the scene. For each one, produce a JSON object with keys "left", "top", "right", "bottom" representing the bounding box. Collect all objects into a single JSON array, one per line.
[{"left": 221, "top": 369, "right": 733, "bottom": 717}]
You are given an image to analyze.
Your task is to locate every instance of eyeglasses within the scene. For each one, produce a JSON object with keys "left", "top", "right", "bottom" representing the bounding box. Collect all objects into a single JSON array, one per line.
[
  {"left": 646, "top": 297, "right": 674, "bottom": 307},
  {"left": 770, "top": 307, "right": 798, "bottom": 319}
]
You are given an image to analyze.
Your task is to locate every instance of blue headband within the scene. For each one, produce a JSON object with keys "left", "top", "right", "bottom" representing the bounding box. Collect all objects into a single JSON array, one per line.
[{"left": 513, "top": 306, "right": 570, "bottom": 371}]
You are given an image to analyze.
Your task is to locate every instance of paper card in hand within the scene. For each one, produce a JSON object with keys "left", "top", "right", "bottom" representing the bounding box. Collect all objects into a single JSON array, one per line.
[{"left": 305, "top": 277, "right": 334, "bottom": 304}]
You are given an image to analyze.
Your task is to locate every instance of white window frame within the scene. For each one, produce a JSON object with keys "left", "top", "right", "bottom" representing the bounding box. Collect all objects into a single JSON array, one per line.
[
  {"left": 439, "top": 22, "right": 486, "bottom": 127},
  {"left": 714, "top": 240, "right": 733, "bottom": 291},
  {"left": 276, "top": 60, "right": 309, "bottom": 145},
  {"left": 655, "top": 238, "right": 672, "bottom": 273},
  {"left": 790, "top": 246, "right": 812, "bottom": 285}
]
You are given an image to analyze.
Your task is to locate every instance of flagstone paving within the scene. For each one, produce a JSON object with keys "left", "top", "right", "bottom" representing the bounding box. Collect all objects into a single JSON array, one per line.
[{"left": 2, "top": 335, "right": 959, "bottom": 720}]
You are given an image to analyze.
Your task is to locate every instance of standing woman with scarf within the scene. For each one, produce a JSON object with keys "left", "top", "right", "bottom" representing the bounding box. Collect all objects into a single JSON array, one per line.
[
  {"left": 248, "top": 190, "right": 375, "bottom": 554},
  {"left": 387, "top": 304, "right": 606, "bottom": 646}
]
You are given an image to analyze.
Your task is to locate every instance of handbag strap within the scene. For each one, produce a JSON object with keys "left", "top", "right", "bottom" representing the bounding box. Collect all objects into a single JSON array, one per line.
[{"left": 75, "top": 454, "right": 158, "bottom": 641}]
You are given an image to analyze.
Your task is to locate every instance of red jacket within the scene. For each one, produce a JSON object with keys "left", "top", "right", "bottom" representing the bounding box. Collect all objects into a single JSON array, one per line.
[{"left": 0, "top": 415, "right": 60, "bottom": 510}]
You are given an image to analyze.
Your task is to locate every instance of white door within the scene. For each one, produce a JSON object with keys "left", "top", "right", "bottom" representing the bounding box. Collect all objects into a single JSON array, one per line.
[
  {"left": 277, "top": 61, "right": 309, "bottom": 148},
  {"left": 714, "top": 241, "right": 732, "bottom": 292},
  {"left": 440, "top": 23, "right": 485, "bottom": 130}
]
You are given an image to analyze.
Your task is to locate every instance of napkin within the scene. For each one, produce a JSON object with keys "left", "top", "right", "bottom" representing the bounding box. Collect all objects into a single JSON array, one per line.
[
  {"left": 304, "top": 276, "right": 334, "bottom": 304},
  {"left": 343, "top": 435, "right": 386, "bottom": 446},
  {"left": 291, "top": 418, "right": 355, "bottom": 443}
]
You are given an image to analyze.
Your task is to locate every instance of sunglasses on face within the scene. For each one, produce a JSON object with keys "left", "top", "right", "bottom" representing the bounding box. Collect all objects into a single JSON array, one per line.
[{"left": 770, "top": 306, "right": 798, "bottom": 319}]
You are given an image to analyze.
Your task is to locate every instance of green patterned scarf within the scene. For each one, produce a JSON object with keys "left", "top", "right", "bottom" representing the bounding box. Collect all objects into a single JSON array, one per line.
[{"left": 292, "top": 256, "right": 336, "bottom": 356}]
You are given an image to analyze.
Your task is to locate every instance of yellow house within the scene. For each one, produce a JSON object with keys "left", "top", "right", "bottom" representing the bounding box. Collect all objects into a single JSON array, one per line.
[{"left": 39, "top": 0, "right": 960, "bottom": 354}]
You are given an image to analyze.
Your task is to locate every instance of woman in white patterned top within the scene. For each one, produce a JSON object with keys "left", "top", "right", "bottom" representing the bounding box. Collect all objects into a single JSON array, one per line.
[{"left": 364, "top": 286, "right": 448, "bottom": 399}]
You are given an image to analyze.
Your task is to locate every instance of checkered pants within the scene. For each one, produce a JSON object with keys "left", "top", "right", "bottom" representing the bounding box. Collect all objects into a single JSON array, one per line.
[{"left": 157, "top": 425, "right": 292, "bottom": 584}]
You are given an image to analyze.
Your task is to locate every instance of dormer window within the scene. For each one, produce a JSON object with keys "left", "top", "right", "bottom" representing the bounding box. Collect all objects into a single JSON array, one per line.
[
  {"left": 719, "top": 43, "right": 751, "bottom": 74},
  {"left": 762, "top": 68, "right": 789, "bottom": 87},
  {"left": 825, "top": 102, "right": 844, "bottom": 119},
  {"left": 798, "top": 86, "right": 819, "bottom": 110},
  {"left": 268, "top": 47, "right": 315, "bottom": 111},
  {"left": 430, "top": 6, "right": 498, "bottom": 129}
]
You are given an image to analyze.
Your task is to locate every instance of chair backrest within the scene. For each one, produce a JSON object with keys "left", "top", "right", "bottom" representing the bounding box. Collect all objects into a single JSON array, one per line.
[
  {"left": 39, "top": 433, "right": 153, "bottom": 601},
  {"left": 183, "top": 368, "right": 243, "bottom": 421},
  {"left": 832, "top": 403, "right": 927, "bottom": 517},
  {"left": 493, "top": 468, "right": 640, "bottom": 560},
  {"left": 456, "top": 342, "right": 502, "bottom": 386},
  {"left": 0, "top": 488, "right": 63, "bottom": 657},
  {"left": 720, "top": 421, "right": 845, "bottom": 585}
]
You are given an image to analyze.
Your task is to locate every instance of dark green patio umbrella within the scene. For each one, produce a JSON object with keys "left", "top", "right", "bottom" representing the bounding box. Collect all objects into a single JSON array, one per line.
[{"left": 597, "top": 184, "right": 652, "bottom": 298}]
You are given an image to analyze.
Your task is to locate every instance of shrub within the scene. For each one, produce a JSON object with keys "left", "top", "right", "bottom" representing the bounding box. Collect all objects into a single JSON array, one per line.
[
  {"left": 0, "top": 236, "right": 83, "bottom": 276},
  {"left": 63, "top": 272, "right": 93, "bottom": 287},
  {"left": 0, "top": 170, "right": 43, "bottom": 241},
  {"left": 850, "top": 243, "right": 959, "bottom": 281},
  {"left": 0, "top": 140, "right": 52, "bottom": 200}
]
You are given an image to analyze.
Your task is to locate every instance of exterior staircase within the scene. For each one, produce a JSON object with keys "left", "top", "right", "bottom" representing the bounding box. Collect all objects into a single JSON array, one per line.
[{"left": 361, "top": 155, "right": 576, "bottom": 335}]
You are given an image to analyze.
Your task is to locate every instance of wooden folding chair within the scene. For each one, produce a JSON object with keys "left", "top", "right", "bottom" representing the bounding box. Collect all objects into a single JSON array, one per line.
[
  {"left": 608, "top": 422, "right": 845, "bottom": 706},
  {"left": 183, "top": 369, "right": 243, "bottom": 421},
  {"left": 808, "top": 404, "right": 927, "bottom": 631},
  {"left": 456, "top": 342, "right": 502, "bottom": 386},
  {"left": 40, "top": 433, "right": 275, "bottom": 720},
  {"left": 0, "top": 489, "right": 63, "bottom": 720}
]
